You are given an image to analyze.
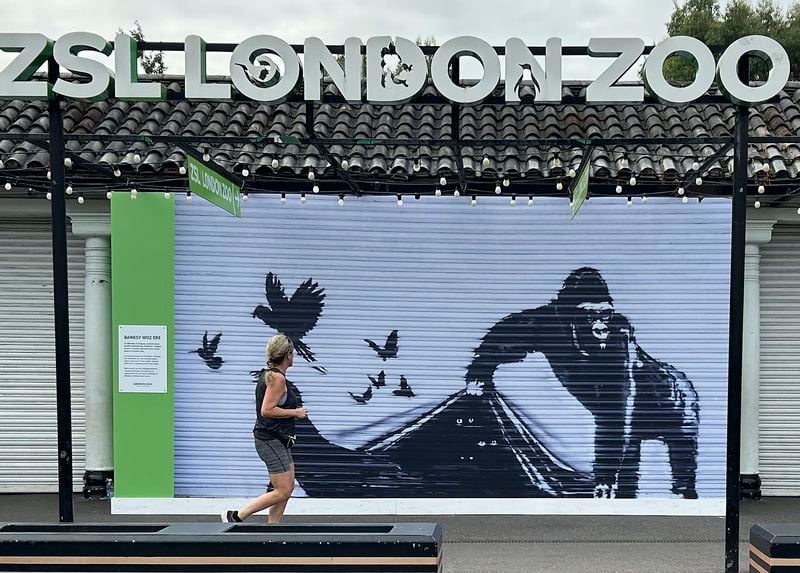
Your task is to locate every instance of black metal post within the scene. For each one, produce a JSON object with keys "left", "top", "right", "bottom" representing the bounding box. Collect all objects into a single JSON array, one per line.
[
  {"left": 724, "top": 61, "right": 749, "bottom": 573},
  {"left": 47, "top": 58, "right": 74, "bottom": 523}
]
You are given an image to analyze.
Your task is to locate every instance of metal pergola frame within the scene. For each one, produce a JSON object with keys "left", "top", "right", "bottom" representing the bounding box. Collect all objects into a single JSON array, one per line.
[{"left": 2, "top": 41, "right": 791, "bottom": 572}]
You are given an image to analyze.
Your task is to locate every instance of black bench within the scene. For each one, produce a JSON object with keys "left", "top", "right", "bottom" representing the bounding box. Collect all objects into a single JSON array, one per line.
[
  {"left": 750, "top": 524, "right": 800, "bottom": 572},
  {"left": 0, "top": 522, "right": 443, "bottom": 572}
]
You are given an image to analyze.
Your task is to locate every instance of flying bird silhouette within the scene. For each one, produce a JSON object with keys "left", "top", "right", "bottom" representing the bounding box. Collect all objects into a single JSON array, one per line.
[
  {"left": 393, "top": 375, "right": 415, "bottom": 398},
  {"left": 190, "top": 332, "right": 224, "bottom": 370},
  {"left": 368, "top": 370, "right": 386, "bottom": 388},
  {"left": 252, "top": 272, "right": 326, "bottom": 373},
  {"left": 364, "top": 330, "right": 398, "bottom": 361},
  {"left": 349, "top": 385, "right": 373, "bottom": 404}
]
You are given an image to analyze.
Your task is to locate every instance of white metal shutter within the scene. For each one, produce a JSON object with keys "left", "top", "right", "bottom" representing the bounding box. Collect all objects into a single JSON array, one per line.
[
  {"left": 174, "top": 196, "right": 731, "bottom": 502},
  {"left": 0, "top": 219, "right": 86, "bottom": 492},
  {"left": 759, "top": 224, "right": 800, "bottom": 495}
]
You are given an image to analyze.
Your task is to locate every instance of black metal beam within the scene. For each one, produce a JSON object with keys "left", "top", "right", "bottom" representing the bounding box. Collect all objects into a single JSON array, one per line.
[
  {"left": 47, "top": 58, "right": 74, "bottom": 524},
  {"left": 724, "top": 59, "right": 749, "bottom": 573}
]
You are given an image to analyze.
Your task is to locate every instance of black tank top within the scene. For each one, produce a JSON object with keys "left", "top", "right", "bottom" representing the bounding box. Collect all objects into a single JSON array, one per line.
[{"left": 253, "top": 367, "right": 299, "bottom": 443}]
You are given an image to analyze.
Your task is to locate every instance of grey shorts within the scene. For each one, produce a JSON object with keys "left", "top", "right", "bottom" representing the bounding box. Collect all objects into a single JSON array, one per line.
[{"left": 254, "top": 436, "right": 293, "bottom": 474}]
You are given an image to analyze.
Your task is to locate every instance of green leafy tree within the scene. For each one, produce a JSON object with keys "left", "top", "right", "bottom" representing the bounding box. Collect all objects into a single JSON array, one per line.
[
  {"left": 118, "top": 21, "right": 166, "bottom": 75},
  {"left": 661, "top": 0, "right": 800, "bottom": 82}
]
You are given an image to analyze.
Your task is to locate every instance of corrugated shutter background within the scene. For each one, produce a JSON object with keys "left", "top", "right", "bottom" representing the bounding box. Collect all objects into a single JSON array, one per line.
[
  {"left": 174, "top": 195, "right": 730, "bottom": 501},
  {"left": 0, "top": 219, "right": 86, "bottom": 492},
  {"left": 759, "top": 224, "right": 800, "bottom": 495}
]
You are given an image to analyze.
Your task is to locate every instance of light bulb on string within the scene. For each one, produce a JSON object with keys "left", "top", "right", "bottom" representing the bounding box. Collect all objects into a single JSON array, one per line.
[
  {"left": 678, "top": 186, "right": 685, "bottom": 196},
  {"left": 300, "top": 193, "right": 307, "bottom": 204},
  {"left": 66, "top": 184, "right": 73, "bottom": 195},
  {"left": 568, "top": 168, "right": 576, "bottom": 178},
  {"left": 482, "top": 156, "right": 490, "bottom": 169},
  {"left": 133, "top": 153, "right": 141, "bottom": 164},
  {"left": 615, "top": 185, "right": 622, "bottom": 194},
  {"left": 758, "top": 185, "right": 765, "bottom": 194},
  {"left": 107, "top": 191, "right": 113, "bottom": 200},
  {"left": 202, "top": 151, "right": 210, "bottom": 162},
  {"left": 397, "top": 194, "right": 403, "bottom": 207},
  {"left": 629, "top": 176, "right": 636, "bottom": 186},
  {"left": 502, "top": 177, "right": 510, "bottom": 187},
  {"left": 46, "top": 192, "right": 52, "bottom": 201},
  {"left": 495, "top": 184, "right": 502, "bottom": 195},
  {"left": 77, "top": 195, "right": 85, "bottom": 205},
  {"left": 440, "top": 176, "right": 447, "bottom": 187},
  {"left": 47, "top": 170, "right": 51, "bottom": 180},
  {"left": 692, "top": 160, "right": 700, "bottom": 171},
  {"left": 4, "top": 182, "right": 11, "bottom": 191},
  {"left": 64, "top": 157, "right": 73, "bottom": 169},
  {"left": 130, "top": 188, "right": 138, "bottom": 200},
  {"left": 763, "top": 163, "right": 770, "bottom": 174},
  {"left": 681, "top": 195, "right": 688, "bottom": 204},
  {"left": 754, "top": 200, "right": 761, "bottom": 209},
  {"left": 179, "top": 165, "right": 186, "bottom": 175},
  {"left": 527, "top": 195, "right": 534, "bottom": 206},
  {"left": 242, "top": 168, "right": 250, "bottom": 178},
  {"left": 280, "top": 193, "right": 286, "bottom": 205},
  {"left": 242, "top": 191, "right": 249, "bottom": 202},
  {"left": 413, "top": 159, "right": 421, "bottom": 172},
  {"left": 453, "top": 188, "right": 460, "bottom": 198},
  {"left": 435, "top": 187, "right": 442, "bottom": 197},
  {"left": 164, "top": 192, "right": 171, "bottom": 199},
  {"left": 510, "top": 194, "right": 517, "bottom": 207},
  {"left": 271, "top": 158, "right": 279, "bottom": 170},
  {"left": 338, "top": 194, "right": 345, "bottom": 206},
  {"left": 113, "top": 168, "right": 121, "bottom": 178},
  {"left": 470, "top": 195, "right": 477, "bottom": 207},
  {"left": 556, "top": 181, "right": 563, "bottom": 191},
  {"left": 341, "top": 159, "right": 349, "bottom": 170},
  {"left": 312, "top": 184, "right": 320, "bottom": 194},
  {"left": 308, "top": 171, "right": 315, "bottom": 181},
  {"left": 695, "top": 177, "right": 703, "bottom": 186}
]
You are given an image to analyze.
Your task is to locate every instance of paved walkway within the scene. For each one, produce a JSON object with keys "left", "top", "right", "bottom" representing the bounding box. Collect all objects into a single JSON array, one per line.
[{"left": 2, "top": 494, "right": 797, "bottom": 572}]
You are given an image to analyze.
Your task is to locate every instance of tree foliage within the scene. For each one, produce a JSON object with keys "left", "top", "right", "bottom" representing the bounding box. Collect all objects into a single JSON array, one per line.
[
  {"left": 663, "top": 0, "right": 800, "bottom": 81},
  {"left": 118, "top": 21, "right": 166, "bottom": 75}
]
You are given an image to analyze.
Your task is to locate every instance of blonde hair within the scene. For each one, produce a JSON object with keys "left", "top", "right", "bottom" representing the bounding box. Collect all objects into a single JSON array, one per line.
[{"left": 266, "top": 333, "right": 293, "bottom": 367}]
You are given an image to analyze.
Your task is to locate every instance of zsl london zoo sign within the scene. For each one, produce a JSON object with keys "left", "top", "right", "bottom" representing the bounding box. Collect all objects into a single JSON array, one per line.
[{"left": 0, "top": 33, "right": 790, "bottom": 106}]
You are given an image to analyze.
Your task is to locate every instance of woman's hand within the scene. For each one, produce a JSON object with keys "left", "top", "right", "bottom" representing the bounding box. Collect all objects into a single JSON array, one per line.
[{"left": 294, "top": 406, "right": 308, "bottom": 419}]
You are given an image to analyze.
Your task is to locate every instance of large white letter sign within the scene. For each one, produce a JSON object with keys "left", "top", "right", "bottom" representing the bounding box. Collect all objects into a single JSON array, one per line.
[
  {"left": 431, "top": 36, "right": 500, "bottom": 104},
  {"left": 304, "top": 37, "right": 362, "bottom": 103},
  {"left": 185, "top": 35, "right": 231, "bottom": 100},
  {"left": 644, "top": 36, "right": 715, "bottom": 104},
  {"left": 365, "top": 36, "right": 427, "bottom": 104},
  {"left": 230, "top": 35, "right": 301, "bottom": 103},
  {"left": 53, "top": 32, "right": 114, "bottom": 100},
  {"left": 505, "top": 37, "right": 562, "bottom": 103},
  {"left": 586, "top": 38, "right": 644, "bottom": 103},
  {"left": 0, "top": 33, "right": 52, "bottom": 99},
  {"left": 717, "top": 35, "right": 790, "bottom": 105},
  {"left": 114, "top": 33, "right": 166, "bottom": 101}
]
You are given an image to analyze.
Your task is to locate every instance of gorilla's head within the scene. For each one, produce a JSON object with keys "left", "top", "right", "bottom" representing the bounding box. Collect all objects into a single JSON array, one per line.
[{"left": 556, "top": 267, "right": 626, "bottom": 356}]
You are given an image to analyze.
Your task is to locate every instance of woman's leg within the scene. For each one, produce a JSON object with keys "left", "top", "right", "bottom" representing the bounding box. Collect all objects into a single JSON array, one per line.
[
  {"left": 268, "top": 465, "right": 295, "bottom": 522},
  {"left": 238, "top": 469, "right": 294, "bottom": 520}
]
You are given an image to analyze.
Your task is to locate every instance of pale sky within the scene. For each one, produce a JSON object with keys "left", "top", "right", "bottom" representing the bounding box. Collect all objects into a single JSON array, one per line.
[{"left": 2, "top": 0, "right": 797, "bottom": 79}]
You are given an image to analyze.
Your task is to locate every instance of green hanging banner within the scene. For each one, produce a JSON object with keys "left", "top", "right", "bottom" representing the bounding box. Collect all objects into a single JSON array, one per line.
[
  {"left": 569, "top": 152, "right": 591, "bottom": 219},
  {"left": 186, "top": 154, "right": 242, "bottom": 217}
]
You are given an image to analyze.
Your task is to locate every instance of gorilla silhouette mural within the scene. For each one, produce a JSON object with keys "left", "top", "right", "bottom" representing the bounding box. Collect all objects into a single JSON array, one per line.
[{"left": 362, "top": 267, "right": 700, "bottom": 499}]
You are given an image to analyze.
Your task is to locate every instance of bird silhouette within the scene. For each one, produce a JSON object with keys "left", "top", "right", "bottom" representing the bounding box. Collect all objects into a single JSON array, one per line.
[
  {"left": 190, "top": 332, "right": 224, "bottom": 370},
  {"left": 364, "top": 330, "right": 398, "bottom": 361},
  {"left": 368, "top": 370, "right": 386, "bottom": 388},
  {"left": 349, "top": 385, "right": 373, "bottom": 404},
  {"left": 252, "top": 272, "right": 326, "bottom": 373},
  {"left": 513, "top": 64, "right": 541, "bottom": 100},
  {"left": 392, "top": 375, "right": 415, "bottom": 398}
]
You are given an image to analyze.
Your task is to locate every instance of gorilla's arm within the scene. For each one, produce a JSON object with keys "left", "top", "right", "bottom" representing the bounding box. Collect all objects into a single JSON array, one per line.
[{"left": 465, "top": 308, "right": 550, "bottom": 388}]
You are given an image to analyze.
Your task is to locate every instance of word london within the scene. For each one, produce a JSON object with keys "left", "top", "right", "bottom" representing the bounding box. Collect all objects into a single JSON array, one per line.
[{"left": 0, "top": 33, "right": 790, "bottom": 106}]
